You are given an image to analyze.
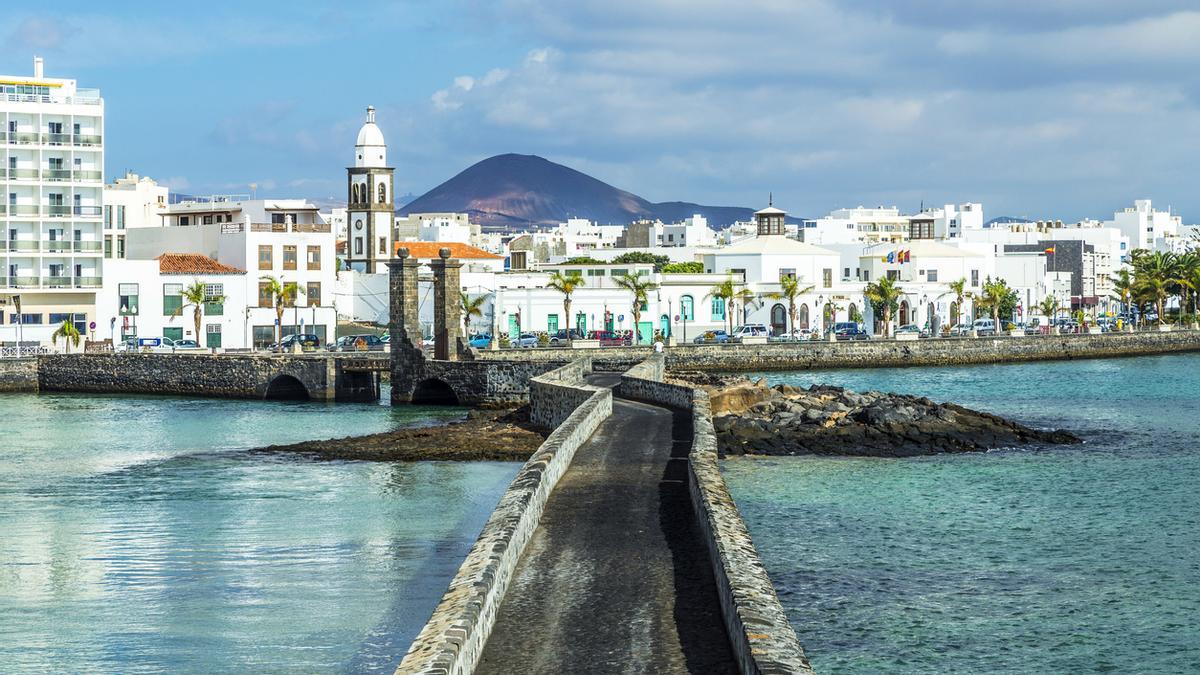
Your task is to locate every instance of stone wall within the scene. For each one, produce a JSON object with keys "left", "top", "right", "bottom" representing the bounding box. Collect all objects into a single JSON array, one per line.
[
  {"left": 396, "top": 376, "right": 613, "bottom": 675},
  {"left": 528, "top": 358, "right": 595, "bottom": 429},
  {"left": 0, "top": 357, "right": 38, "bottom": 392},
  {"left": 619, "top": 358, "right": 815, "bottom": 675}
]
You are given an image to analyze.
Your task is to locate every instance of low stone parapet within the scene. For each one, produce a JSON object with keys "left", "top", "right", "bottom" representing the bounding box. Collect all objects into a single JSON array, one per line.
[
  {"left": 396, "top": 366, "right": 612, "bottom": 675},
  {"left": 528, "top": 358, "right": 595, "bottom": 429}
]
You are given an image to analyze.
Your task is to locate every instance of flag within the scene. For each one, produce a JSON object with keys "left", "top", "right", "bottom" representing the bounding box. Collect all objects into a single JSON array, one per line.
[
  {"left": 887, "top": 251, "right": 895, "bottom": 263},
  {"left": 1044, "top": 247, "right": 1055, "bottom": 255},
  {"left": 903, "top": 250, "right": 911, "bottom": 263}
]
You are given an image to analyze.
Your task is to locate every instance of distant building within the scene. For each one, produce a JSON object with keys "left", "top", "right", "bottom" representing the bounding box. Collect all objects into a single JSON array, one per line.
[
  {"left": 103, "top": 172, "right": 168, "bottom": 259},
  {"left": 345, "top": 107, "right": 394, "bottom": 273},
  {"left": 1105, "top": 199, "right": 1183, "bottom": 252}
]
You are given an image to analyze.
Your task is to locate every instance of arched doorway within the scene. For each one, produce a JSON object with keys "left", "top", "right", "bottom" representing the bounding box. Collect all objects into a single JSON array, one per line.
[
  {"left": 798, "top": 303, "right": 810, "bottom": 329},
  {"left": 770, "top": 303, "right": 787, "bottom": 336},
  {"left": 848, "top": 302, "right": 859, "bottom": 326},
  {"left": 412, "top": 378, "right": 459, "bottom": 405},
  {"left": 264, "top": 374, "right": 309, "bottom": 400},
  {"left": 928, "top": 302, "right": 938, "bottom": 334},
  {"left": 659, "top": 314, "right": 670, "bottom": 339},
  {"left": 899, "top": 300, "right": 911, "bottom": 326}
]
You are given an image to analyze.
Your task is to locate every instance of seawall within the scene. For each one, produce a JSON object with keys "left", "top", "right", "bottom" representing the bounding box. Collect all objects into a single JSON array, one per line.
[
  {"left": 619, "top": 355, "right": 815, "bottom": 675},
  {"left": 396, "top": 360, "right": 611, "bottom": 674},
  {"left": 473, "top": 330, "right": 1200, "bottom": 372},
  {"left": 0, "top": 357, "right": 38, "bottom": 392}
]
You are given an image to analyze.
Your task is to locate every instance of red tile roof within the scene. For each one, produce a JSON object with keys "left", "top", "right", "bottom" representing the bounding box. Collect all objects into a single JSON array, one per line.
[
  {"left": 157, "top": 253, "right": 245, "bottom": 275},
  {"left": 393, "top": 241, "right": 503, "bottom": 260}
]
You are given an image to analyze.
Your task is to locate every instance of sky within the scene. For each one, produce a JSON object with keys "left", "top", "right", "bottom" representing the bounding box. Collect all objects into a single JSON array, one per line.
[{"left": 5, "top": 0, "right": 1200, "bottom": 221}]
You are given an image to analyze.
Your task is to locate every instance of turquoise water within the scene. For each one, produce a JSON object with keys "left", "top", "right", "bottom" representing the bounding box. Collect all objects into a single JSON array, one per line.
[
  {"left": 724, "top": 354, "right": 1200, "bottom": 673},
  {"left": 0, "top": 392, "right": 519, "bottom": 673}
]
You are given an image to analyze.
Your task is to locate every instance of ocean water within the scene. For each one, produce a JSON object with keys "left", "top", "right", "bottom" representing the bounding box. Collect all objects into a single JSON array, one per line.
[
  {"left": 0, "top": 391, "right": 519, "bottom": 673},
  {"left": 724, "top": 353, "right": 1200, "bottom": 673}
]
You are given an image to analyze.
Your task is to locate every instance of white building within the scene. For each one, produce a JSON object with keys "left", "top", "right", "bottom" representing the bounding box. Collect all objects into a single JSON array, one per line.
[
  {"left": 102, "top": 172, "right": 168, "bottom": 259},
  {"left": 858, "top": 239, "right": 991, "bottom": 330},
  {"left": 0, "top": 57, "right": 104, "bottom": 345},
  {"left": 1105, "top": 199, "right": 1184, "bottom": 252},
  {"left": 394, "top": 212, "right": 479, "bottom": 245},
  {"left": 616, "top": 215, "right": 717, "bottom": 248}
]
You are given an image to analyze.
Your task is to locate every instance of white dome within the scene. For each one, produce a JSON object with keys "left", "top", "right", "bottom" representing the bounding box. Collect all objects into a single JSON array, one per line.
[{"left": 354, "top": 106, "right": 387, "bottom": 168}]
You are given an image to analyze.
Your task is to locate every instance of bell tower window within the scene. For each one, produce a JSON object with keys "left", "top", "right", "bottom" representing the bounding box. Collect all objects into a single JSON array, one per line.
[{"left": 378, "top": 183, "right": 387, "bottom": 204}]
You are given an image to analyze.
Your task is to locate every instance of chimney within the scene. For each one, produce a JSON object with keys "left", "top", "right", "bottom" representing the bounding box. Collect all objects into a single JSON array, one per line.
[{"left": 33, "top": 56, "right": 44, "bottom": 78}]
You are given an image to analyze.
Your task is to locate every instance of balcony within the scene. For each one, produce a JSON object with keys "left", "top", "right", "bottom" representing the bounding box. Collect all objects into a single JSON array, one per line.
[
  {"left": 44, "top": 169, "right": 72, "bottom": 181},
  {"left": 9, "top": 205, "right": 38, "bottom": 216},
  {"left": 8, "top": 241, "right": 38, "bottom": 252},
  {"left": 43, "top": 133, "right": 72, "bottom": 145},
  {"left": 44, "top": 275, "right": 72, "bottom": 288},
  {"left": 74, "top": 205, "right": 102, "bottom": 217},
  {"left": 11, "top": 132, "right": 39, "bottom": 144},
  {"left": 250, "top": 222, "right": 332, "bottom": 233},
  {"left": 74, "top": 276, "right": 101, "bottom": 288},
  {"left": 7, "top": 276, "right": 39, "bottom": 288},
  {"left": 10, "top": 169, "right": 38, "bottom": 181},
  {"left": 42, "top": 241, "right": 71, "bottom": 253},
  {"left": 74, "top": 241, "right": 102, "bottom": 253},
  {"left": 73, "top": 170, "right": 102, "bottom": 182},
  {"left": 73, "top": 134, "right": 102, "bottom": 147},
  {"left": 46, "top": 205, "right": 71, "bottom": 217}
]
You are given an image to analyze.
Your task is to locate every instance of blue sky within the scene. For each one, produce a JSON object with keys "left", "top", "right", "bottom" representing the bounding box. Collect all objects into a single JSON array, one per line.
[{"left": 5, "top": 0, "right": 1200, "bottom": 221}]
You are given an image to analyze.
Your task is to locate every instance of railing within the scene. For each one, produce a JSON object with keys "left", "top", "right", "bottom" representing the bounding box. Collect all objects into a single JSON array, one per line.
[
  {"left": 42, "top": 133, "right": 72, "bottom": 145},
  {"left": 74, "top": 134, "right": 102, "bottom": 146},
  {"left": 0, "top": 204, "right": 5, "bottom": 215},
  {"left": 0, "top": 91, "right": 101, "bottom": 105},
  {"left": 0, "top": 276, "right": 102, "bottom": 289},
  {"left": 46, "top": 205, "right": 71, "bottom": 217},
  {"left": 251, "top": 222, "right": 288, "bottom": 232},
  {"left": 8, "top": 241, "right": 37, "bottom": 252},
  {"left": 292, "top": 222, "right": 331, "bottom": 233},
  {"left": 0, "top": 345, "right": 50, "bottom": 357},
  {"left": 74, "top": 276, "right": 101, "bottom": 288},
  {"left": 8, "top": 205, "right": 37, "bottom": 216},
  {"left": 74, "top": 241, "right": 102, "bottom": 252},
  {"left": 44, "top": 169, "right": 72, "bottom": 181},
  {"left": 74, "top": 205, "right": 102, "bottom": 216},
  {"left": 10, "top": 168, "right": 38, "bottom": 180},
  {"left": 250, "top": 222, "right": 331, "bottom": 233},
  {"left": 220, "top": 222, "right": 245, "bottom": 233},
  {"left": 42, "top": 240, "right": 70, "bottom": 252},
  {"left": 11, "top": 132, "right": 38, "bottom": 144},
  {"left": 7, "top": 276, "right": 39, "bottom": 288},
  {"left": 44, "top": 275, "right": 71, "bottom": 288},
  {"left": 73, "top": 170, "right": 102, "bottom": 182}
]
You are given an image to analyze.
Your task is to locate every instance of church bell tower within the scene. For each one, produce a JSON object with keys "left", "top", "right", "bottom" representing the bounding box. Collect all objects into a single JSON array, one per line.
[{"left": 347, "top": 106, "right": 395, "bottom": 273}]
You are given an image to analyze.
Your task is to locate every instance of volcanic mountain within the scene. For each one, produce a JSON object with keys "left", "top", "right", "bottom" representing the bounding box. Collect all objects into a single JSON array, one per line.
[{"left": 399, "top": 153, "right": 757, "bottom": 229}]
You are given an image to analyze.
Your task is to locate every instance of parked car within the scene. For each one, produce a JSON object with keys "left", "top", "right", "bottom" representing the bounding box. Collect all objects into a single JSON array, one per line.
[
  {"left": 468, "top": 333, "right": 492, "bottom": 348},
  {"left": 949, "top": 323, "right": 974, "bottom": 336},
  {"left": 972, "top": 319, "right": 997, "bottom": 336},
  {"left": 693, "top": 330, "right": 731, "bottom": 344},
  {"left": 835, "top": 326, "right": 870, "bottom": 340},
  {"left": 272, "top": 333, "right": 322, "bottom": 353},
  {"left": 548, "top": 328, "right": 587, "bottom": 344},
  {"left": 326, "top": 334, "right": 383, "bottom": 352},
  {"left": 790, "top": 328, "right": 816, "bottom": 340},
  {"left": 730, "top": 324, "right": 771, "bottom": 341},
  {"left": 589, "top": 330, "right": 631, "bottom": 346},
  {"left": 171, "top": 339, "right": 203, "bottom": 349},
  {"left": 513, "top": 332, "right": 540, "bottom": 348},
  {"left": 894, "top": 324, "right": 921, "bottom": 336}
]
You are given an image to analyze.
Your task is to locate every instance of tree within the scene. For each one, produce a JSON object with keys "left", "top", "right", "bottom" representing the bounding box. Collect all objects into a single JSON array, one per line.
[
  {"left": 260, "top": 275, "right": 304, "bottom": 343},
  {"left": 460, "top": 292, "right": 487, "bottom": 336},
  {"left": 976, "top": 277, "right": 1016, "bottom": 330},
  {"left": 52, "top": 319, "right": 80, "bottom": 353},
  {"left": 661, "top": 261, "right": 704, "bottom": 274},
  {"left": 546, "top": 271, "right": 585, "bottom": 341},
  {"left": 939, "top": 277, "right": 969, "bottom": 327},
  {"left": 1131, "top": 250, "right": 1177, "bottom": 325},
  {"left": 705, "top": 276, "right": 753, "bottom": 334},
  {"left": 562, "top": 256, "right": 605, "bottom": 265},
  {"left": 765, "top": 275, "right": 813, "bottom": 336},
  {"left": 864, "top": 276, "right": 903, "bottom": 337},
  {"left": 1110, "top": 268, "right": 1135, "bottom": 316},
  {"left": 1037, "top": 295, "right": 1059, "bottom": 331},
  {"left": 611, "top": 251, "right": 671, "bottom": 272},
  {"left": 177, "top": 280, "right": 225, "bottom": 347},
  {"left": 1174, "top": 251, "right": 1200, "bottom": 319},
  {"left": 613, "top": 273, "right": 658, "bottom": 344}
]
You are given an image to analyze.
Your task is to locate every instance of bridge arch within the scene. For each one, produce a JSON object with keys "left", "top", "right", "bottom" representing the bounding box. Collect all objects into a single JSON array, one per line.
[
  {"left": 412, "top": 377, "right": 459, "bottom": 405},
  {"left": 264, "top": 374, "right": 310, "bottom": 400}
]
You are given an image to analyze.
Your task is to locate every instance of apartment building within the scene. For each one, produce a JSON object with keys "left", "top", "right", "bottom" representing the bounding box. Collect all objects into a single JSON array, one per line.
[
  {"left": 102, "top": 172, "right": 168, "bottom": 259},
  {"left": 0, "top": 57, "right": 104, "bottom": 343}
]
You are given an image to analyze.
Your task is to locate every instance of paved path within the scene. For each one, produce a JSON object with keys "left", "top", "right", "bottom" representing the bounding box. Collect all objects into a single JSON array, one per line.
[{"left": 476, "top": 374, "right": 736, "bottom": 674}]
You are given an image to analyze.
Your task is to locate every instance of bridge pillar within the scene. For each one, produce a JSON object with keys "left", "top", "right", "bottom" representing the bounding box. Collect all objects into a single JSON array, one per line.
[
  {"left": 389, "top": 249, "right": 425, "bottom": 403},
  {"left": 430, "top": 248, "right": 464, "bottom": 361}
]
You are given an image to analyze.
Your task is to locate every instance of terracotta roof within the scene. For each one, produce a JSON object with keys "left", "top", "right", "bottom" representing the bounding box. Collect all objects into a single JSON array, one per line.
[
  {"left": 393, "top": 241, "right": 503, "bottom": 260},
  {"left": 157, "top": 253, "right": 245, "bottom": 275}
]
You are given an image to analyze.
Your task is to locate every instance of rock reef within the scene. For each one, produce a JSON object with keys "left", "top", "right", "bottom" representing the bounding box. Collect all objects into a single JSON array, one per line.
[{"left": 670, "top": 373, "right": 1080, "bottom": 457}]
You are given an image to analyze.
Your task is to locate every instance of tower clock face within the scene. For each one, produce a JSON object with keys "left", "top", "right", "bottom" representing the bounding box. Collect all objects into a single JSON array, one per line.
[{"left": 355, "top": 219, "right": 363, "bottom": 231}]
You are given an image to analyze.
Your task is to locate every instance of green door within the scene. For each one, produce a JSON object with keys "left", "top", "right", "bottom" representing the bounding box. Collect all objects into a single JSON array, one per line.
[
  {"left": 637, "top": 321, "right": 654, "bottom": 345},
  {"left": 508, "top": 315, "right": 519, "bottom": 341},
  {"left": 547, "top": 314, "right": 559, "bottom": 334},
  {"left": 206, "top": 325, "right": 222, "bottom": 348},
  {"left": 576, "top": 313, "right": 587, "bottom": 334}
]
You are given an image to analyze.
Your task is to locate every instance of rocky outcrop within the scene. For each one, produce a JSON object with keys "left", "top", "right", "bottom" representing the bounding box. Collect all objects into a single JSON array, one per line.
[{"left": 673, "top": 375, "right": 1080, "bottom": 457}]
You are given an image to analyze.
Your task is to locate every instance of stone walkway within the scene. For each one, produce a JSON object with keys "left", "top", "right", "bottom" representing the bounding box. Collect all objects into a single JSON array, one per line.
[{"left": 475, "top": 375, "right": 737, "bottom": 674}]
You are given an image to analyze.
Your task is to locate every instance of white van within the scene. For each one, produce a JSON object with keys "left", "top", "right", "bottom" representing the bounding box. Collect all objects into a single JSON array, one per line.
[
  {"left": 971, "top": 318, "right": 996, "bottom": 336},
  {"left": 730, "top": 324, "right": 770, "bottom": 340}
]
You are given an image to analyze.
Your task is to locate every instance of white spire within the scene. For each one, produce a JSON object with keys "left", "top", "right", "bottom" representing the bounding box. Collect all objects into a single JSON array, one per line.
[{"left": 354, "top": 105, "right": 386, "bottom": 168}]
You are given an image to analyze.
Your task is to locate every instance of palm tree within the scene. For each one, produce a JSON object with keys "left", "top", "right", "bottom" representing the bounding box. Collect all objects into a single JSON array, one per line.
[
  {"left": 766, "top": 275, "right": 814, "bottom": 336},
  {"left": 176, "top": 280, "right": 225, "bottom": 347},
  {"left": 1037, "top": 295, "right": 1059, "bottom": 333},
  {"left": 940, "top": 277, "right": 969, "bottom": 328},
  {"left": 1132, "top": 250, "right": 1177, "bottom": 325},
  {"left": 52, "top": 319, "right": 80, "bottom": 353},
  {"left": 613, "top": 273, "right": 658, "bottom": 344},
  {"left": 1110, "top": 268, "right": 1135, "bottom": 317},
  {"left": 706, "top": 276, "right": 738, "bottom": 334},
  {"left": 460, "top": 292, "right": 487, "bottom": 336},
  {"left": 1174, "top": 251, "right": 1200, "bottom": 321},
  {"left": 864, "top": 276, "right": 903, "bottom": 337},
  {"left": 261, "top": 275, "right": 304, "bottom": 343},
  {"left": 546, "top": 271, "right": 584, "bottom": 340},
  {"left": 977, "top": 277, "right": 1015, "bottom": 331}
]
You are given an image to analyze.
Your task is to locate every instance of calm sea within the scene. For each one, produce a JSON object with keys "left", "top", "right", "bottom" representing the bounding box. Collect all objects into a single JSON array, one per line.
[
  {"left": 725, "top": 353, "right": 1200, "bottom": 673},
  {"left": 0, "top": 391, "right": 518, "bottom": 673}
]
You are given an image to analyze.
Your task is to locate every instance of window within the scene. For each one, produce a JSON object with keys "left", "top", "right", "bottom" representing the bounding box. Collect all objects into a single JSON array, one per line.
[
  {"left": 117, "top": 236, "right": 125, "bottom": 258},
  {"left": 355, "top": 238, "right": 363, "bottom": 255},
  {"left": 119, "top": 283, "right": 139, "bottom": 315},
  {"left": 306, "top": 282, "right": 321, "bottom": 307},
  {"left": 926, "top": 269, "right": 938, "bottom": 282},
  {"left": 547, "top": 314, "right": 559, "bottom": 333},
  {"left": 566, "top": 269, "right": 583, "bottom": 278},
  {"left": 103, "top": 206, "right": 112, "bottom": 228},
  {"left": 179, "top": 216, "right": 189, "bottom": 226},
  {"left": 202, "top": 215, "right": 213, "bottom": 225},
  {"left": 307, "top": 245, "right": 321, "bottom": 270},
  {"left": 206, "top": 324, "right": 222, "bottom": 348},
  {"left": 843, "top": 267, "right": 851, "bottom": 279},
  {"left": 823, "top": 268, "right": 833, "bottom": 288},
  {"left": 163, "top": 283, "right": 183, "bottom": 316},
  {"left": 378, "top": 237, "right": 387, "bottom": 254},
  {"left": 610, "top": 268, "right": 628, "bottom": 277},
  {"left": 163, "top": 326, "right": 183, "bottom": 342},
  {"left": 887, "top": 270, "right": 900, "bottom": 281},
  {"left": 970, "top": 269, "right": 979, "bottom": 287},
  {"left": 378, "top": 182, "right": 387, "bottom": 204},
  {"left": 711, "top": 297, "right": 725, "bottom": 320},
  {"left": 18, "top": 313, "right": 43, "bottom": 325},
  {"left": 73, "top": 312, "right": 87, "bottom": 336},
  {"left": 258, "top": 282, "right": 273, "bottom": 308},
  {"left": 204, "top": 284, "right": 224, "bottom": 315},
  {"left": 510, "top": 251, "right": 527, "bottom": 270},
  {"left": 104, "top": 236, "right": 112, "bottom": 258},
  {"left": 282, "top": 245, "right": 297, "bottom": 270},
  {"left": 780, "top": 268, "right": 796, "bottom": 280},
  {"left": 253, "top": 325, "right": 276, "bottom": 349},
  {"left": 49, "top": 312, "right": 71, "bottom": 325},
  {"left": 258, "top": 245, "right": 273, "bottom": 270},
  {"left": 117, "top": 206, "right": 125, "bottom": 229},
  {"left": 681, "top": 295, "right": 694, "bottom": 321},
  {"left": 587, "top": 269, "right": 605, "bottom": 277}
]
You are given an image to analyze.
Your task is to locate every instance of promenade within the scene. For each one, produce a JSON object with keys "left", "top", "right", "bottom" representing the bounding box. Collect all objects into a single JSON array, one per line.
[{"left": 475, "top": 373, "right": 737, "bottom": 674}]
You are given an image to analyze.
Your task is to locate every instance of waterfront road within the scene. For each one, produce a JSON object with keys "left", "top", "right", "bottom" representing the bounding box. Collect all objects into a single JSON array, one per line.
[{"left": 476, "top": 373, "right": 737, "bottom": 674}]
